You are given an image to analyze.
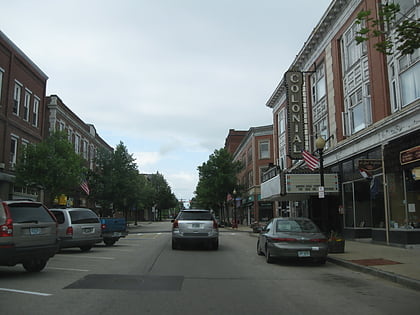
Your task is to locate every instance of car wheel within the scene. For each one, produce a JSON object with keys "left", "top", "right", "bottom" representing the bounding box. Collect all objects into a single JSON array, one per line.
[
  {"left": 80, "top": 245, "right": 92, "bottom": 252},
  {"left": 257, "top": 241, "right": 264, "bottom": 256},
  {"left": 172, "top": 239, "right": 178, "bottom": 250},
  {"left": 314, "top": 258, "right": 327, "bottom": 265},
  {"left": 104, "top": 239, "right": 116, "bottom": 246},
  {"left": 23, "top": 259, "right": 48, "bottom": 272},
  {"left": 265, "top": 246, "right": 274, "bottom": 264}
]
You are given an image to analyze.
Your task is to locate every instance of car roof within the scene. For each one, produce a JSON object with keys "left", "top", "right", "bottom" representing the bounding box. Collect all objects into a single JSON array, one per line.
[
  {"left": 50, "top": 208, "right": 94, "bottom": 212},
  {"left": 180, "top": 209, "right": 210, "bottom": 212},
  {"left": 2, "top": 200, "right": 42, "bottom": 205}
]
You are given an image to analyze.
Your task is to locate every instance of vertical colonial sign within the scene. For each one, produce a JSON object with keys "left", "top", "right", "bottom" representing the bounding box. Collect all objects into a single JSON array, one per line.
[{"left": 285, "top": 71, "right": 304, "bottom": 159}]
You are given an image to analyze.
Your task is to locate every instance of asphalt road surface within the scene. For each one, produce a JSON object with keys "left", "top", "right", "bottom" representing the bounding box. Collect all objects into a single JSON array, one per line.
[{"left": 1, "top": 221, "right": 420, "bottom": 315}]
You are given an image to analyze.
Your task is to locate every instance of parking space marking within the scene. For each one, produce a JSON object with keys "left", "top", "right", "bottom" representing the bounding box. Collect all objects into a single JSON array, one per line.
[
  {"left": 48, "top": 267, "right": 89, "bottom": 272},
  {"left": 55, "top": 254, "right": 115, "bottom": 260},
  {"left": 0, "top": 288, "right": 52, "bottom": 296}
]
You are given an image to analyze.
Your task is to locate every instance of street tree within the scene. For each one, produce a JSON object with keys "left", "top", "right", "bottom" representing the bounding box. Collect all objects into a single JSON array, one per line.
[
  {"left": 355, "top": 3, "right": 420, "bottom": 55},
  {"left": 195, "top": 148, "right": 242, "bottom": 219},
  {"left": 15, "top": 131, "right": 86, "bottom": 206},
  {"left": 147, "top": 172, "right": 178, "bottom": 220}
]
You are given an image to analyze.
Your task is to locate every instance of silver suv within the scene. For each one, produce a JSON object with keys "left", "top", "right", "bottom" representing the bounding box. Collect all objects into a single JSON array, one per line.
[
  {"left": 172, "top": 209, "right": 219, "bottom": 250},
  {"left": 0, "top": 200, "right": 58, "bottom": 272},
  {"left": 50, "top": 208, "right": 102, "bottom": 252}
]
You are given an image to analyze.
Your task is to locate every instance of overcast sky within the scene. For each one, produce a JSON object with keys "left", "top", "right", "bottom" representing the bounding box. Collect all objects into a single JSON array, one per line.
[{"left": 2, "top": 0, "right": 332, "bottom": 203}]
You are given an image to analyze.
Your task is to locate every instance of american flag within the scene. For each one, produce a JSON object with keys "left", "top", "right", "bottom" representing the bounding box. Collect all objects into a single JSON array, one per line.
[
  {"left": 302, "top": 150, "right": 319, "bottom": 171},
  {"left": 80, "top": 179, "right": 90, "bottom": 195}
]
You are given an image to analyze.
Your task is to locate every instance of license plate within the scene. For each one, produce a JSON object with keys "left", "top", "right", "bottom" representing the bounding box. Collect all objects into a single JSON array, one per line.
[
  {"left": 30, "top": 227, "right": 41, "bottom": 235},
  {"left": 113, "top": 232, "right": 122, "bottom": 237},
  {"left": 192, "top": 223, "right": 201, "bottom": 228},
  {"left": 83, "top": 228, "right": 93, "bottom": 233},
  {"left": 298, "top": 251, "right": 310, "bottom": 257}
]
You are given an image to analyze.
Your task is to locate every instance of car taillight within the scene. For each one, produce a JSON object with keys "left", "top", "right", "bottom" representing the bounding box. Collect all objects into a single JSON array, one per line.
[
  {"left": 310, "top": 238, "right": 328, "bottom": 243},
  {"left": 213, "top": 220, "right": 218, "bottom": 229},
  {"left": 66, "top": 226, "right": 73, "bottom": 236},
  {"left": 271, "top": 237, "right": 297, "bottom": 242},
  {"left": 172, "top": 220, "right": 179, "bottom": 228},
  {"left": 101, "top": 223, "right": 106, "bottom": 230},
  {"left": 0, "top": 218, "right": 13, "bottom": 237}
]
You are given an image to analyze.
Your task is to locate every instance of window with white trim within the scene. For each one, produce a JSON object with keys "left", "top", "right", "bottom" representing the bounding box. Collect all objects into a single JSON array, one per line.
[
  {"left": 75, "top": 134, "right": 81, "bottom": 154},
  {"left": 259, "top": 140, "right": 270, "bottom": 159},
  {"left": 10, "top": 136, "right": 18, "bottom": 167},
  {"left": 13, "top": 82, "right": 22, "bottom": 115},
  {"left": 341, "top": 22, "right": 371, "bottom": 136},
  {"left": 82, "top": 140, "right": 88, "bottom": 160},
  {"left": 32, "top": 96, "right": 40, "bottom": 127},
  {"left": 23, "top": 89, "right": 31, "bottom": 121},
  {"left": 278, "top": 109, "right": 285, "bottom": 135},
  {"left": 0, "top": 68, "right": 4, "bottom": 105}
]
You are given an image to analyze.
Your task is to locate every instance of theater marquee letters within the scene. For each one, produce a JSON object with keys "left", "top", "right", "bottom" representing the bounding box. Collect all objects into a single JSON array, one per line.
[{"left": 285, "top": 71, "right": 304, "bottom": 160}]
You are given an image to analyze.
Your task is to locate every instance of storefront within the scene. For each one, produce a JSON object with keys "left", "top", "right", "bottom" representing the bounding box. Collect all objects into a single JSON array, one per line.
[{"left": 373, "top": 131, "right": 420, "bottom": 245}]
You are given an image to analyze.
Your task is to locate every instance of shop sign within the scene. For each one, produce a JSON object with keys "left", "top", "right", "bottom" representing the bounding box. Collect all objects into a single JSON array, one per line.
[
  {"left": 285, "top": 174, "right": 339, "bottom": 194},
  {"left": 400, "top": 145, "right": 420, "bottom": 165},
  {"left": 358, "top": 159, "right": 382, "bottom": 172},
  {"left": 285, "top": 71, "right": 304, "bottom": 160}
]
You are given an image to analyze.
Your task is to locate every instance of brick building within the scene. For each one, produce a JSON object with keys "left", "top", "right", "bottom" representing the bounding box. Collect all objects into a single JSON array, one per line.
[
  {"left": 261, "top": 0, "right": 420, "bottom": 246},
  {"left": 0, "top": 31, "right": 48, "bottom": 200}
]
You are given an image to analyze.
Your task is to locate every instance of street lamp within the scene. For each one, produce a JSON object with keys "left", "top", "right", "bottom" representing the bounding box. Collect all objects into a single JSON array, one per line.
[
  {"left": 315, "top": 136, "right": 327, "bottom": 233},
  {"left": 233, "top": 189, "right": 237, "bottom": 228}
]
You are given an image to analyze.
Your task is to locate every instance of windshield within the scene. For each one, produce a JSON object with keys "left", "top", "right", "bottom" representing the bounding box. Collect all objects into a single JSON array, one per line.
[
  {"left": 275, "top": 219, "right": 320, "bottom": 233},
  {"left": 178, "top": 211, "right": 213, "bottom": 221}
]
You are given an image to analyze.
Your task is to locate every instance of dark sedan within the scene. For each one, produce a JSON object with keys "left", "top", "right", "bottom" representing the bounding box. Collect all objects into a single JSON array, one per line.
[{"left": 257, "top": 217, "right": 328, "bottom": 264}]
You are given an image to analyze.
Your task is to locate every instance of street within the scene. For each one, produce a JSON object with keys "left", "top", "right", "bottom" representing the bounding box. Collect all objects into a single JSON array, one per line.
[{"left": 1, "top": 221, "right": 420, "bottom": 315}]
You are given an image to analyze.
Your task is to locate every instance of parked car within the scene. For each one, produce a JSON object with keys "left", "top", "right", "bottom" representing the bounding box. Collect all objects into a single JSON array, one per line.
[
  {"left": 257, "top": 217, "right": 328, "bottom": 264},
  {"left": 0, "top": 200, "right": 58, "bottom": 272},
  {"left": 100, "top": 217, "right": 128, "bottom": 246},
  {"left": 172, "top": 209, "right": 219, "bottom": 250},
  {"left": 50, "top": 208, "right": 102, "bottom": 252}
]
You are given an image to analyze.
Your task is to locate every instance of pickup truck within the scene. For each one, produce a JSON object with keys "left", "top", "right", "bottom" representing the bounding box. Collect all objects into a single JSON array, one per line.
[{"left": 100, "top": 218, "right": 128, "bottom": 246}]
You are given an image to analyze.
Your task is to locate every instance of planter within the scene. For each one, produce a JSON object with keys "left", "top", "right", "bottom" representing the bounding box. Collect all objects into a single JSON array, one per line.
[{"left": 328, "top": 239, "right": 345, "bottom": 253}]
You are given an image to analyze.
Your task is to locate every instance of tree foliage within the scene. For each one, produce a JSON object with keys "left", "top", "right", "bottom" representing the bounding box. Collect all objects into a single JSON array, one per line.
[
  {"left": 194, "top": 148, "right": 242, "bottom": 211},
  {"left": 355, "top": 3, "right": 420, "bottom": 55},
  {"left": 15, "top": 131, "right": 85, "bottom": 205}
]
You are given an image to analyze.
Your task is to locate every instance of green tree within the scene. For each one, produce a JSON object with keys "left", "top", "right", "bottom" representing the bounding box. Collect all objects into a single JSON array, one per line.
[
  {"left": 147, "top": 172, "right": 177, "bottom": 220},
  {"left": 355, "top": 3, "right": 420, "bottom": 55},
  {"left": 194, "top": 148, "right": 242, "bottom": 217},
  {"left": 15, "top": 131, "right": 86, "bottom": 206}
]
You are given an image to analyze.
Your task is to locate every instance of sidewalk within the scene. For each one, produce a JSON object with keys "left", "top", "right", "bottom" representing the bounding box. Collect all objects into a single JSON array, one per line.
[{"left": 224, "top": 225, "right": 420, "bottom": 291}]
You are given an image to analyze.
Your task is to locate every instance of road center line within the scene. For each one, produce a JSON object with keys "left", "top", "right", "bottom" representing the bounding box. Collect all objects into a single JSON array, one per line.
[{"left": 0, "top": 288, "right": 52, "bottom": 296}]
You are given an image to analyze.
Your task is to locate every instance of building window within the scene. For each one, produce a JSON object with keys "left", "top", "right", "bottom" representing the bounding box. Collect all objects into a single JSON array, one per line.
[
  {"left": 0, "top": 68, "right": 4, "bottom": 105},
  {"left": 399, "top": 53, "right": 419, "bottom": 107},
  {"left": 82, "top": 140, "right": 88, "bottom": 160},
  {"left": 247, "top": 147, "right": 252, "bottom": 164},
  {"left": 311, "top": 64, "right": 326, "bottom": 103},
  {"left": 10, "top": 137, "right": 18, "bottom": 167},
  {"left": 341, "top": 21, "right": 371, "bottom": 136},
  {"left": 33, "top": 97, "right": 40, "bottom": 127},
  {"left": 75, "top": 134, "right": 81, "bottom": 154},
  {"left": 13, "top": 82, "right": 22, "bottom": 115},
  {"left": 23, "top": 90, "right": 31, "bottom": 121},
  {"left": 278, "top": 109, "right": 285, "bottom": 135},
  {"left": 259, "top": 140, "right": 270, "bottom": 159},
  {"left": 342, "top": 22, "right": 363, "bottom": 71}
]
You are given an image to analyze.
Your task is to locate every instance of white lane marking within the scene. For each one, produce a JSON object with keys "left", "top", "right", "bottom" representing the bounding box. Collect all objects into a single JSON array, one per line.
[
  {"left": 55, "top": 254, "right": 114, "bottom": 260},
  {"left": 48, "top": 267, "right": 89, "bottom": 272},
  {"left": 0, "top": 288, "right": 52, "bottom": 296}
]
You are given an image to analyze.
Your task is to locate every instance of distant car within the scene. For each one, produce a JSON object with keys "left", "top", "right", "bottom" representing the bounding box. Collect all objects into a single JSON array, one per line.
[
  {"left": 172, "top": 209, "right": 219, "bottom": 250},
  {"left": 50, "top": 208, "right": 102, "bottom": 252},
  {"left": 0, "top": 200, "right": 58, "bottom": 272},
  {"left": 257, "top": 217, "right": 328, "bottom": 264}
]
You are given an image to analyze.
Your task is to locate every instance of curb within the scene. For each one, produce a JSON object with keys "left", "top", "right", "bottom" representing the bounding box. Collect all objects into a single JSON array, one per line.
[{"left": 327, "top": 256, "right": 420, "bottom": 292}]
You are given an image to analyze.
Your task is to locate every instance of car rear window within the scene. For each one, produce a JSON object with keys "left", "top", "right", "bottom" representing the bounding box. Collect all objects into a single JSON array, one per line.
[
  {"left": 70, "top": 210, "right": 99, "bottom": 224},
  {"left": 276, "top": 219, "right": 319, "bottom": 233},
  {"left": 178, "top": 211, "right": 213, "bottom": 221},
  {"left": 7, "top": 203, "right": 55, "bottom": 223}
]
